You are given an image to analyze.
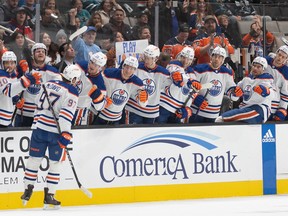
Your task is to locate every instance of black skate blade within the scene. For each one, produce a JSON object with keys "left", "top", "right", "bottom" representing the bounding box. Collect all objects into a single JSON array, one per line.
[{"left": 43, "top": 203, "right": 61, "bottom": 210}]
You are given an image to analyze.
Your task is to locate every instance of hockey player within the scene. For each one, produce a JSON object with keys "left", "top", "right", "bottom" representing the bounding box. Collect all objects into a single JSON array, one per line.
[
  {"left": 21, "top": 65, "right": 82, "bottom": 209},
  {"left": 0, "top": 51, "right": 42, "bottom": 127},
  {"left": 94, "top": 56, "right": 148, "bottom": 125},
  {"left": 125, "top": 45, "right": 171, "bottom": 124},
  {"left": 215, "top": 57, "right": 275, "bottom": 123},
  {"left": 159, "top": 47, "right": 206, "bottom": 123},
  {"left": 14, "top": 43, "right": 61, "bottom": 127},
  {"left": 73, "top": 52, "right": 111, "bottom": 125},
  {"left": 189, "top": 47, "right": 243, "bottom": 123},
  {"left": 265, "top": 45, "right": 288, "bottom": 121}
]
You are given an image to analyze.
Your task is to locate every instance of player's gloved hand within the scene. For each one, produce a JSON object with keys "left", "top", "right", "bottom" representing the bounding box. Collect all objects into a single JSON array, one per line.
[
  {"left": 175, "top": 106, "right": 192, "bottom": 119},
  {"left": 171, "top": 71, "right": 184, "bottom": 87},
  {"left": 273, "top": 108, "right": 287, "bottom": 121},
  {"left": 19, "top": 60, "right": 29, "bottom": 73},
  {"left": 231, "top": 86, "right": 243, "bottom": 97},
  {"left": 193, "top": 95, "right": 208, "bottom": 110},
  {"left": 253, "top": 85, "right": 270, "bottom": 97},
  {"left": 20, "top": 72, "right": 42, "bottom": 88},
  {"left": 187, "top": 79, "right": 202, "bottom": 91},
  {"left": 88, "top": 85, "right": 104, "bottom": 103},
  {"left": 58, "top": 131, "right": 72, "bottom": 149},
  {"left": 12, "top": 95, "right": 24, "bottom": 109},
  {"left": 104, "top": 96, "right": 113, "bottom": 108},
  {"left": 138, "top": 90, "right": 148, "bottom": 103}
]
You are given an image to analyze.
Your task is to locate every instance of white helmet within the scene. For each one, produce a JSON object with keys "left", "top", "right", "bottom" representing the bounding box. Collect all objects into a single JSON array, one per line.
[
  {"left": 123, "top": 56, "right": 139, "bottom": 68},
  {"left": 211, "top": 46, "right": 227, "bottom": 58},
  {"left": 31, "top": 43, "right": 47, "bottom": 54},
  {"left": 143, "top": 45, "right": 160, "bottom": 58},
  {"left": 180, "top": 47, "right": 195, "bottom": 59},
  {"left": 90, "top": 52, "right": 107, "bottom": 67},
  {"left": 252, "top": 56, "right": 268, "bottom": 70},
  {"left": 62, "top": 65, "right": 82, "bottom": 83},
  {"left": 277, "top": 45, "right": 288, "bottom": 56},
  {"left": 2, "top": 51, "right": 17, "bottom": 63}
]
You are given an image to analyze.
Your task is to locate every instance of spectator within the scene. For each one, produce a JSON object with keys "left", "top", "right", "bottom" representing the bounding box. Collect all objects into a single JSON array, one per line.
[
  {"left": 193, "top": 15, "right": 234, "bottom": 64},
  {"left": 102, "top": 8, "right": 132, "bottom": 41},
  {"left": 138, "top": 25, "right": 152, "bottom": 44},
  {"left": 0, "top": 0, "right": 19, "bottom": 23},
  {"left": 86, "top": 11, "right": 105, "bottom": 41},
  {"left": 106, "top": 31, "right": 124, "bottom": 68},
  {"left": 72, "top": 26, "right": 101, "bottom": 62},
  {"left": 55, "top": 42, "right": 76, "bottom": 72},
  {"left": 55, "top": 29, "right": 68, "bottom": 47},
  {"left": 71, "top": 0, "right": 90, "bottom": 28},
  {"left": 189, "top": 47, "right": 242, "bottom": 123},
  {"left": 131, "top": 11, "right": 150, "bottom": 40},
  {"left": 23, "top": 0, "right": 36, "bottom": 20},
  {"left": 216, "top": 57, "right": 274, "bottom": 123},
  {"left": 242, "top": 17, "right": 275, "bottom": 58},
  {"left": 43, "top": 0, "right": 63, "bottom": 22},
  {"left": 98, "top": 0, "right": 125, "bottom": 25},
  {"left": 162, "top": 23, "right": 193, "bottom": 60},
  {"left": 40, "top": 32, "right": 61, "bottom": 66}
]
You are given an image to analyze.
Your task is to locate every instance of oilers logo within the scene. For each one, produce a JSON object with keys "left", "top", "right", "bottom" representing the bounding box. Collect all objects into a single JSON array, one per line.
[
  {"left": 27, "top": 84, "right": 41, "bottom": 95},
  {"left": 181, "top": 85, "right": 190, "bottom": 96},
  {"left": 143, "top": 78, "right": 156, "bottom": 95},
  {"left": 243, "top": 85, "right": 252, "bottom": 101},
  {"left": 111, "top": 89, "right": 128, "bottom": 105},
  {"left": 209, "top": 79, "right": 222, "bottom": 96},
  {"left": 74, "top": 80, "right": 83, "bottom": 94}
]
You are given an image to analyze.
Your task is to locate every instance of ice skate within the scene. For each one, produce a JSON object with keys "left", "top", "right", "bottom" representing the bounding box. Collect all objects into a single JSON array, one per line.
[
  {"left": 21, "top": 184, "right": 34, "bottom": 206},
  {"left": 43, "top": 187, "right": 61, "bottom": 210}
]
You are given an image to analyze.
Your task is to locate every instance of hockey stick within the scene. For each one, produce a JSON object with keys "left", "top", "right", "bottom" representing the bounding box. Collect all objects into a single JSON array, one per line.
[
  {"left": 183, "top": 82, "right": 213, "bottom": 107},
  {"left": 11, "top": 91, "right": 24, "bottom": 126},
  {"left": 194, "top": 84, "right": 212, "bottom": 118},
  {"left": 0, "top": 25, "right": 35, "bottom": 44},
  {"left": 281, "top": 37, "right": 288, "bottom": 46},
  {"left": 42, "top": 84, "right": 93, "bottom": 198}
]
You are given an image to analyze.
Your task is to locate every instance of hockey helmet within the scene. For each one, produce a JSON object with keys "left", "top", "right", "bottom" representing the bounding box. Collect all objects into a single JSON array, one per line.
[
  {"left": 252, "top": 56, "right": 268, "bottom": 70},
  {"left": 31, "top": 43, "right": 47, "bottom": 54},
  {"left": 143, "top": 45, "right": 160, "bottom": 58},
  {"left": 62, "top": 65, "right": 82, "bottom": 83},
  {"left": 90, "top": 52, "right": 107, "bottom": 67},
  {"left": 211, "top": 46, "right": 227, "bottom": 58},
  {"left": 2, "top": 51, "right": 17, "bottom": 63},
  {"left": 277, "top": 45, "right": 288, "bottom": 56},
  {"left": 123, "top": 56, "right": 139, "bottom": 69},
  {"left": 180, "top": 47, "right": 195, "bottom": 60}
]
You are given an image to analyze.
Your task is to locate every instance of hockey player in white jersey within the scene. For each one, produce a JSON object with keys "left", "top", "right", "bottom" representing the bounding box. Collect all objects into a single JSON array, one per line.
[
  {"left": 14, "top": 43, "right": 62, "bottom": 127},
  {"left": 189, "top": 47, "right": 243, "bottom": 123},
  {"left": 94, "top": 56, "right": 148, "bottom": 125},
  {"left": 21, "top": 65, "right": 81, "bottom": 209},
  {"left": 126, "top": 45, "right": 171, "bottom": 124},
  {"left": 216, "top": 57, "right": 275, "bottom": 123},
  {"left": 73, "top": 52, "right": 111, "bottom": 125},
  {"left": 265, "top": 45, "right": 288, "bottom": 121},
  {"left": 0, "top": 51, "right": 42, "bottom": 127},
  {"left": 159, "top": 47, "right": 206, "bottom": 123}
]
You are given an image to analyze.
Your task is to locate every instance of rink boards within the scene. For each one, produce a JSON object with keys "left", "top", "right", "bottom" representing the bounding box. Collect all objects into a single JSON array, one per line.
[{"left": 0, "top": 123, "right": 288, "bottom": 209}]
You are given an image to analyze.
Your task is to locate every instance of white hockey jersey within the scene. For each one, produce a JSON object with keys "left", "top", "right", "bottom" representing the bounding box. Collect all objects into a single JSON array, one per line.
[
  {"left": 100, "top": 68, "right": 145, "bottom": 122},
  {"left": 238, "top": 73, "right": 275, "bottom": 122},
  {"left": 160, "top": 60, "right": 197, "bottom": 113},
  {"left": 126, "top": 62, "right": 171, "bottom": 118},
  {"left": 192, "top": 64, "right": 238, "bottom": 119},
  {"left": 32, "top": 80, "right": 79, "bottom": 134},
  {"left": 265, "top": 56, "right": 288, "bottom": 113},
  {"left": 0, "top": 70, "right": 26, "bottom": 126},
  {"left": 17, "top": 65, "right": 61, "bottom": 117}
]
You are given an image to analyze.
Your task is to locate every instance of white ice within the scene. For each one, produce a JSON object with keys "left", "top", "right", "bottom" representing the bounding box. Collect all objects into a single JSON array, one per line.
[{"left": 1, "top": 195, "right": 288, "bottom": 216}]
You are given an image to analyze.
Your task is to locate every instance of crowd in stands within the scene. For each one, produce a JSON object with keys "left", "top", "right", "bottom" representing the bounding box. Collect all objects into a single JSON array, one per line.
[{"left": 0, "top": 0, "right": 288, "bottom": 128}]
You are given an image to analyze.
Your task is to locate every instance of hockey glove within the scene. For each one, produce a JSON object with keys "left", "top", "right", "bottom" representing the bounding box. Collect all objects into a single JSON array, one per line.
[
  {"left": 273, "top": 108, "right": 287, "bottom": 121},
  {"left": 175, "top": 106, "right": 192, "bottom": 119},
  {"left": 19, "top": 60, "right": 29, "bottom": 73},
  {"left": 20, "top": 72, "right": 42, "bottom": 88},
  {"left": 88, "top": 85, "right": 104, "bottom": 103},
  {"left": 231, "top": 86, "right": 243, "bottom": 97},
  {"left": 12, "top": 95, "right": 24, "bottom": 109},
  {"left": 58, "top": 131, "right": 72, "bottom": 149},
  {"left": 138, "top": 90, "right": 148, "bottom": 103},
  {"left": 193, "top": 95, "right": 208, "bottom": 110},
  {"left": 104, "top": 96, "right": 113, "bottom": 108},
  {"left": 187, "top": 79, "right": 202, "bottom": 91},
  {"left": 171, "top": 71, "right": 184, "bottom": 87},
  {"left": 253, "top": 85, "right": 270, "bottom": 97}
]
